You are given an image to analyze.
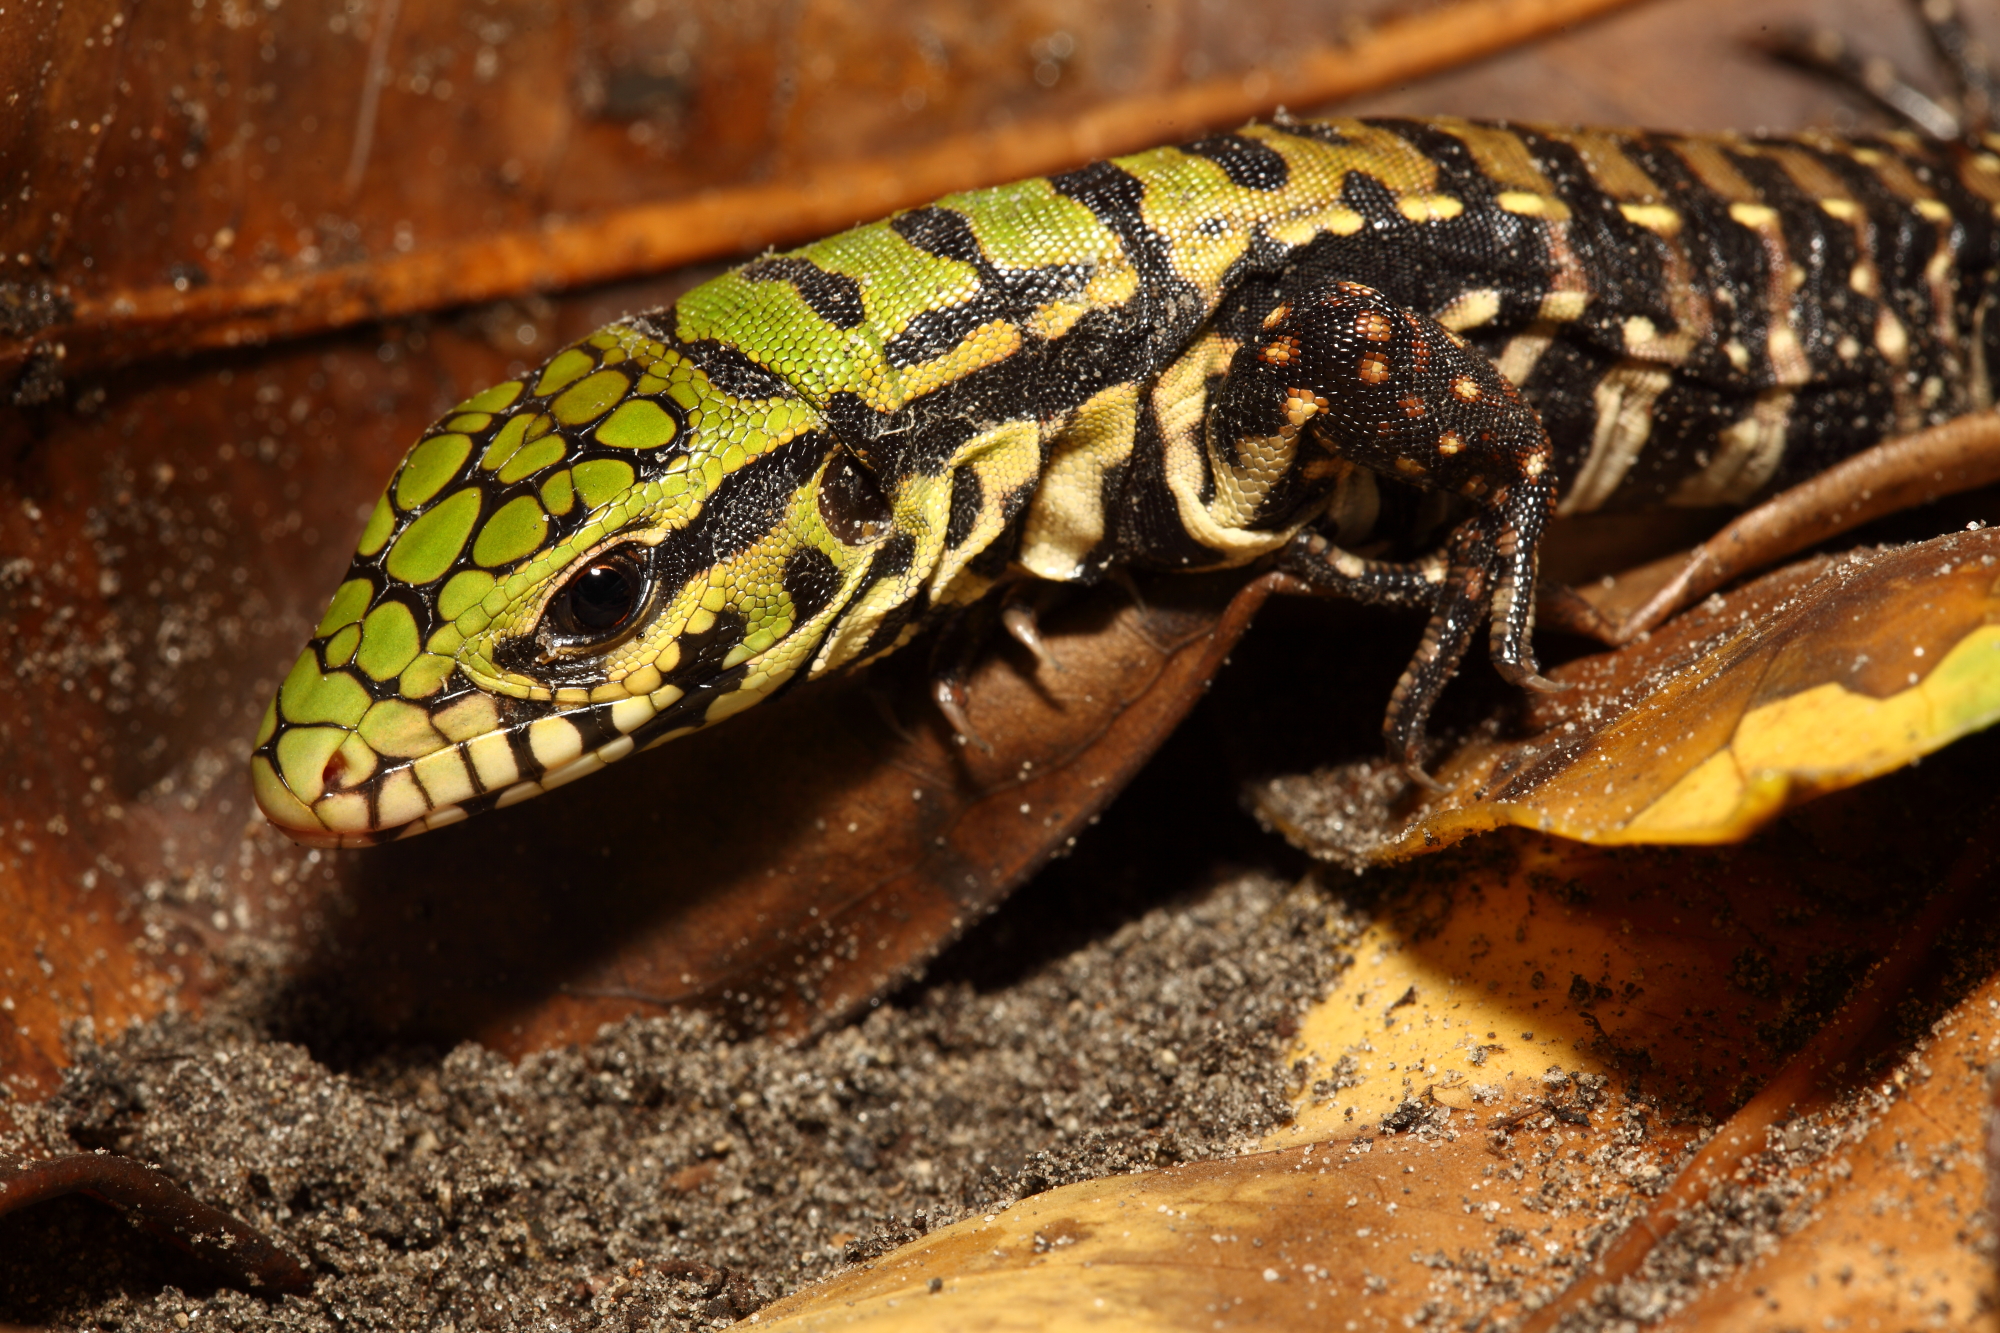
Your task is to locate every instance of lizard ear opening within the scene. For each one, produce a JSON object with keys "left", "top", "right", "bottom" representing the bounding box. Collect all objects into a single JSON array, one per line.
[{"left": 818, "top": 447, "right": 892, "bottom": 545}]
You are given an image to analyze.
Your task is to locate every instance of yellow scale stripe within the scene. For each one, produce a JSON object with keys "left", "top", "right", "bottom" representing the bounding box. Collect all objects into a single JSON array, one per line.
[{"left": 673, "top": 122, "right": 1471, "bottom": 421}]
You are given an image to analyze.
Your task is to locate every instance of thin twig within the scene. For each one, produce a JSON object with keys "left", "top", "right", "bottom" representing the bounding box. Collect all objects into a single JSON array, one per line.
[{"left": 1541, "top": 411, "right": 2000, "bottom": 644}]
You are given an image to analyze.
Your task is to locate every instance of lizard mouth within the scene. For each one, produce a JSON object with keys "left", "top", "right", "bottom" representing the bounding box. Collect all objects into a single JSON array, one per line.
[
  {"left": 250, "top": 686, "right": 645, "bottom": 848},
  {"left": 249, "top": 634, "right": 793, "bottom": 847}
]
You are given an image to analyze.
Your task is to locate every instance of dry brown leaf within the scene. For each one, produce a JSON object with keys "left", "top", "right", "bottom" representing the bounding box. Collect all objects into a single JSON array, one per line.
[
  {"left": 0, "top": 1154, "right": 310, "bottom": 1294},
  {"left": 1, "top": 0, "right": 1647, "bottom": 381},
  {"left": 1257, "top": 532, "right": 2000, "bottom": 866}
]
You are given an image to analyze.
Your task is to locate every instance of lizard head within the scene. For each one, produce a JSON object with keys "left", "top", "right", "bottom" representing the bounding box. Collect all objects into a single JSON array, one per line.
[{"left": 250, "top": 320, "right": 897, "bottom": 847}]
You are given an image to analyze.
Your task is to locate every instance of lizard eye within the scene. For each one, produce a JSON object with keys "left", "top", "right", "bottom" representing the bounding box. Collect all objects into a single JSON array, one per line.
[
  {"left": 545, "top": 547, "right": 651, "bottom": 645},
  {"left": 818, "top": 448, "right": 891, "bottom": 544}
]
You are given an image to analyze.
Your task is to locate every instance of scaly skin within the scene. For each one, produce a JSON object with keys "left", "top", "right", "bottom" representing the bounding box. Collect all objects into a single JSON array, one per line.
[{"left": 251, "top": 117, "right": 2000, "bottom": 846}]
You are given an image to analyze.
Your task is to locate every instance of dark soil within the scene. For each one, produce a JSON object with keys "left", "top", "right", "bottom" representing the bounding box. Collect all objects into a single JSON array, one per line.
[{"left": 0, "top": 870, "right": 1360, "bottom": 1332}]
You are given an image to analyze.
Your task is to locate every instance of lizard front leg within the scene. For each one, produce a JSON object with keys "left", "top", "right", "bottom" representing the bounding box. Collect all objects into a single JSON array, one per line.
[{"left": 1208, "top": 278, "right": 1561, "bottom": 780}]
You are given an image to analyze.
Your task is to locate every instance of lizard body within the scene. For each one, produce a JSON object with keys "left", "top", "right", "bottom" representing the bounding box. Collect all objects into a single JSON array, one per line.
[{"left": 251, "top": 116, "right": 2000, "bottom": 846}]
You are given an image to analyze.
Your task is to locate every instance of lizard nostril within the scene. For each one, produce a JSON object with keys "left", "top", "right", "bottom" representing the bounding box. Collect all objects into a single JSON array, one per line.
[{"left": 322, "top": 749, "right": 351, "bottom": 791}]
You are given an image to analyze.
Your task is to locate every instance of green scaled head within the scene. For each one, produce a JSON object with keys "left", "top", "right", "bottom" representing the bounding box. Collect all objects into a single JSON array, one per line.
[{"left": 250, "top": 318, "right": 898, "bottom": 847}]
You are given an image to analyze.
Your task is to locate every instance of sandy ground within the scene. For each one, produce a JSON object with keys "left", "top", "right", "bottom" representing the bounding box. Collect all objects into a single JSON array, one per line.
[{"left": 0, "top": 866, "right": 1359, "bottom": 1331}]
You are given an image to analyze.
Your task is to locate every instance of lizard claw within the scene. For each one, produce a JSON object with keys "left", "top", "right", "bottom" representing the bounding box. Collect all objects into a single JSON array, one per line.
[
  {"left": 1494, "top": 661, "right": 1570, "bottom": 694},
  {"left": 1001, "top": 601, "right": 1061, "bottom": 672},
  {"left": 1402, "top": 761, "right": 1452, "bottom": 795},
  {"left": 931, "top": 676, "right": 994, "bottom": 753}
]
